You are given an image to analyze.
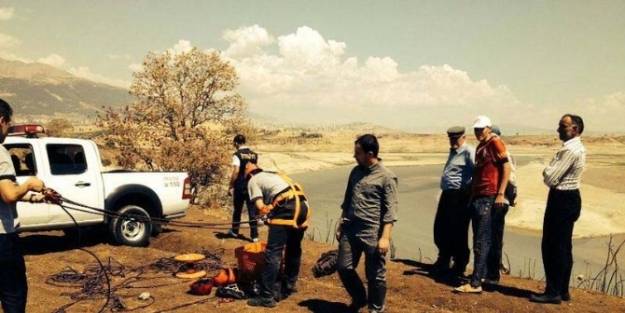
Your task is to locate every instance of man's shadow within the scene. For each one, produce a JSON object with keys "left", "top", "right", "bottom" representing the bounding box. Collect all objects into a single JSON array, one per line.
[
  {"left": 392, "top": 258, "right": 463, "bottom": 285},
  {"left": 483, "top": 283, "right": 536, "bottom": 299},
  {"left": 393, "top": 258, "right": 536, "bottom": 299},
  {"left": 20, "top": 226, "right": 180, "bottom": 255},
  {"left": 299, "top": 299, "right": 348, "bottom": 313},
  {"left": 394, "top": 258, "right": 471, "bottom": 288},
  {"left": 214, "top": 231, "right": 255, "bottom": 242},
  {"left": 20, "top": 228, "right": 105, "bottom": 255}
]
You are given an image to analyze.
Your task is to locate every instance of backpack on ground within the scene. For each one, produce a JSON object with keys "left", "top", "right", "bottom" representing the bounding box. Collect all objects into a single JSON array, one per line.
[{"left": 312, "top": 250, "right": 338, "bottom": 278}]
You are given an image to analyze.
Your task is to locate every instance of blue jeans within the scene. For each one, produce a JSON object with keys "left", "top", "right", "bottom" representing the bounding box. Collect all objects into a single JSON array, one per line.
[
  {"left": 470, "top": 196, "right": 495, "bottom": 287},
  {"left": 487, "top": 204, "right": 509, "bottom": 281}
]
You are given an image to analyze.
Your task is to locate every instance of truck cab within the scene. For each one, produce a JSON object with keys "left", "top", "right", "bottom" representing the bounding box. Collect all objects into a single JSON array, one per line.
[{"left": 4, "top": 124, "right": 190, "bottom": 246}]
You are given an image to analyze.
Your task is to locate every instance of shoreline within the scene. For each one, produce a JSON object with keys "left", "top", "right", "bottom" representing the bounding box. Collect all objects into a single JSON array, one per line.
[{"left": 260, "top": 151, "right": 625, "bottom": 239}]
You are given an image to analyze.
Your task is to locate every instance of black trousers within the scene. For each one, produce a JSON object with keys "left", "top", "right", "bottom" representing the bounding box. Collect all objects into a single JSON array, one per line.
[
  {"left": 337, "top": 232, "right": 387, "bottom": 311},
  {"left": 487, "top": 204, "right": 509, "bottom": 281},
  {"left": 433, "top": 189, "right": 471, "bottom": 274},
  {"left": 232, "top": 190, "right": 258, "bottom": 239},
  {"left": 259, "top": 225, "right": 305, "bottom": 299},
  {"left": 542, "top": 189, "right": 581, "bottom": 297},
  {"left": 0, "top": 233, "right": 27, "bottom": 313}
]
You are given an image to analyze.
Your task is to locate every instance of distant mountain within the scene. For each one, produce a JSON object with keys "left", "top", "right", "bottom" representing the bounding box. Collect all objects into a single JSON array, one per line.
[{"left": 0, "top": 58, "right": 131, "bottom": 120}]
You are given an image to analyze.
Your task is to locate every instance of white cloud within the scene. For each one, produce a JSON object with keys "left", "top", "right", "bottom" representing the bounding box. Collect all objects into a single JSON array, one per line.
[
  {"left": 223, "top": 24, "right": 274, "bottom": 58},
  {"left": 0, "top": 32, "right": 19, "bottom": 48},
  {"left": 168, "top": 39, "right": 193, "bottom": 55},
  {"left": 0, "top": 32, "right": 30, "bottom": 62},
  {"left": 0, "top": 23, "right": 132, "bottom": 90},
  {"left": 68, "top": 66, "right": 130, "bottom": 89},
  {"left": 37, "top": 54, "right": 66, "bottom": 67},
  {"left": 568, "top": 91, "right": 625, "bottom": 133},
  {"left": 128, "top": 63, "right": 143, "bottom": 72},
  {"left": 222, "top": 25, "right": 521, "bottom": 130},
  {"left": 0, "top": 52, "right": 31, "bottom": 63},
  {"left": 0, "top": 7, "right": 14, "bottom": 21}
]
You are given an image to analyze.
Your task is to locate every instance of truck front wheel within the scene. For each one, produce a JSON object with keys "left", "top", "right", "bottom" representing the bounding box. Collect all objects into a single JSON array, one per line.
[{"left": 109, "top": 205, "right": 152, "bottom": 247}]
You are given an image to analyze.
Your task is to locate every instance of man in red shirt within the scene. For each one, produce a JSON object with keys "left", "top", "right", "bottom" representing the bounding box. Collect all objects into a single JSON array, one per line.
[{"left": 455, "top": 116, "right": 511, "bottom": 293}]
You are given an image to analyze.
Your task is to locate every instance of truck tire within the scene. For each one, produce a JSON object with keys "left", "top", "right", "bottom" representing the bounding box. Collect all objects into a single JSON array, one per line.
[{"left": 109, "top": 205, "right": 152, "bottom": 247}]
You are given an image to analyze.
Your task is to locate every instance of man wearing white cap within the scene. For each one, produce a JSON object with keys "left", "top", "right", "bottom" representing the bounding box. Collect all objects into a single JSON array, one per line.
[{"left": 454, "top": 115, "right": 511, "bottom": 293}]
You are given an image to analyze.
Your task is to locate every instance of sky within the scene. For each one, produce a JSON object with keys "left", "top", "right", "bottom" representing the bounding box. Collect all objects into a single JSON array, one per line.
[{"left": 1, "top": 0, "right": 624, "bottom": 132}]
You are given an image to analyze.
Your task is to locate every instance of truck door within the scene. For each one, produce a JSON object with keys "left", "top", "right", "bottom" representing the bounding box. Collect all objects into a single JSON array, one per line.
[
  {"left": 45, "top": 143, "right": 103, "bottom": 225},
  {"left": 6, "top": 143, "right": 50, "bottom": 228}
]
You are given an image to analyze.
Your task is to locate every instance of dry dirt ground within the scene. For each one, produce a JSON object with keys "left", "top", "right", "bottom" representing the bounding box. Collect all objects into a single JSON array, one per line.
[{"left": 23, "top": 206, "right": 625, "bottom": 313}]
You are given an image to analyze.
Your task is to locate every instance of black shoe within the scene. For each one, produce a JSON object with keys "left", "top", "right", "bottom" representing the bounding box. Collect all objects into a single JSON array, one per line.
[
  {"left": 450, "top": 267, "right": 466, "bottom": 278},
  {"left": 247, "top": 297, "right": 277, "bottom": 308},
  {"left": 346, "top": 301, "right": 367, "bottom": 313},
  {"left": 482, "top": 278, "right": 500, "bottom": 286},
  {"left": 369, "top": 305, "right": 386, "bottom": 313},
  {"left": 530, "top": 293, "right": 562, "bottom": 304},
  {"left": 227, "top": 230, "right": 240, "bottom": 238},
  {"left": 281, "top": 286, "right": 298, "bottom": 300},
  {"left": 561, "top": 293, "right": 571, "bottom": 301},
  {"left": 431, "top": 258, "right": 450, "bottom": 274}
]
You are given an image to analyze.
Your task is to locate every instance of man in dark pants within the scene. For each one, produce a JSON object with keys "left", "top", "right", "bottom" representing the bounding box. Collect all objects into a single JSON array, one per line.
[
  {"left": 485, "top": 125, "right": 516, "bottom": 285},
  {"left": 530, "top": 114, "right": 586, "bottom": 304},
  {"left": 0, "top": 98, "right": 48, "bottom": 313},
  {"left": 455, "top": 116, "right": 511, "bottom": 294},
  {"left": 245, "top": 163, "right": 310, "bottom": 308},
  {"left": 432, "top": 126, "right": 474, "bottom": 280},
  {"left": 228, "top": 134, "right": 259, "bottom": 242},
  {"left": 336, "top": 134, "right": 398, "bottom": 313}
]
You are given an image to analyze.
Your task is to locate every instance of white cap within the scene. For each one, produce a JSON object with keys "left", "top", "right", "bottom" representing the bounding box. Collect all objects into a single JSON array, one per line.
[{"left": 473, "top": 115, "right": 492, "bottom": 128}]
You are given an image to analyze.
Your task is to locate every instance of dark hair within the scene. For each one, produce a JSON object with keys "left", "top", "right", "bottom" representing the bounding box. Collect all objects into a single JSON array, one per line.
[
  {"left": 233, "top": 134, "right": 246, "bottom": 145},
  {"left": 0, "top": 98, "right": 13, "bottom": 121},
  {"left": 491, "top": 125, "right": 502, "bottom": 136},
  {"left": 563, "top": 114, "right": 584, "bottom": 135},
  {"left": 355, "top": 134, "right": 379, "bottom": 157}
]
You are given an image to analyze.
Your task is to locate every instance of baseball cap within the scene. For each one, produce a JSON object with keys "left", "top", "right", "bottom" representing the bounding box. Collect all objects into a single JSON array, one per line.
[{"left": 473, "top": 115, "right": 492, "bottom": 128}]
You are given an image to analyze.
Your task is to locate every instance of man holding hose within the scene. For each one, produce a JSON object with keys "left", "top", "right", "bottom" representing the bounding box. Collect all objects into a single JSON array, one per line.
[{"left": 0, "top": 98, "right": 56, "bottom": 313}]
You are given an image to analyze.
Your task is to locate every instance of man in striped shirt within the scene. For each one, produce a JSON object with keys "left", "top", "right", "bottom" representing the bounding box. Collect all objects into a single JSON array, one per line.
[{"left": 531, "top": 114, "right": 586, "bottom": 304}]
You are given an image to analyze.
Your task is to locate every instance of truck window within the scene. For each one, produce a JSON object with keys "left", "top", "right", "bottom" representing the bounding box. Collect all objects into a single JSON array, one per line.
[
  {"left": 47, "top": 144, "right": 87, "bottom": 175},
  {"left": 5, "top": 144, "right": 37, "bottom": 176}
]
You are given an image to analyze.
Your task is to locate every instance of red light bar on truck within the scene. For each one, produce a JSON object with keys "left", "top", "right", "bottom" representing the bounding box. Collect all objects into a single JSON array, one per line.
[
  {"left": 8, "top": 124, "right": 46, "bottom": 138},
  {"left": 182, "top": 177, "right": 192, "bottom": 200}
]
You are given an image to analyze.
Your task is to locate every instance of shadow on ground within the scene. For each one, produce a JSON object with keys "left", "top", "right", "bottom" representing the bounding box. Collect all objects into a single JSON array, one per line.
[{"left": 298, "top": 299, "right": 348, "bottom": 313}]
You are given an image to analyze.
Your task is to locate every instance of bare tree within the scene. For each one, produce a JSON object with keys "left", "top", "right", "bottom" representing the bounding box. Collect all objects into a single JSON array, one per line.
[{"left": 98, "top": 48, "right": 247, "bottom": 204}]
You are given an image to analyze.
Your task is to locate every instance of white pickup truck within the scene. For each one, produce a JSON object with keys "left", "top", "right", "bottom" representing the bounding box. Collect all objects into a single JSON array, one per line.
[{"left": 4, "top": 125, "right": 191, "bottom": 247}]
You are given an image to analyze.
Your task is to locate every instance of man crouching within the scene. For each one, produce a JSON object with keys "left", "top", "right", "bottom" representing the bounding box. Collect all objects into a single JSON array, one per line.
[{"left": 245, "top": 162, "right": 310, "bottom": 308}]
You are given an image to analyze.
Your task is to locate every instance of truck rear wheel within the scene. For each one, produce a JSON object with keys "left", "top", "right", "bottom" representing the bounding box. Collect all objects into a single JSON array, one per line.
[{"left": 109, "top": 205, "right": 152, "bottom": 247}]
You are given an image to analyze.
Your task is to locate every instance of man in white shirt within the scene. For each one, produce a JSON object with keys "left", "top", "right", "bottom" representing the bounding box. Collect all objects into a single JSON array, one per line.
[
  {"left": 0, "top": 98, "right": 49, "bottom": 313},
  {"left": 531, "top": 114, "right": 586, "bottom": 304}
]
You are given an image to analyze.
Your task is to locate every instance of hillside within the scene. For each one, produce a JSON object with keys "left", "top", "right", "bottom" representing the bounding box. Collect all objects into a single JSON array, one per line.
[{"left": 0, "top": 58, "right": 131, "bottom": 119}]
